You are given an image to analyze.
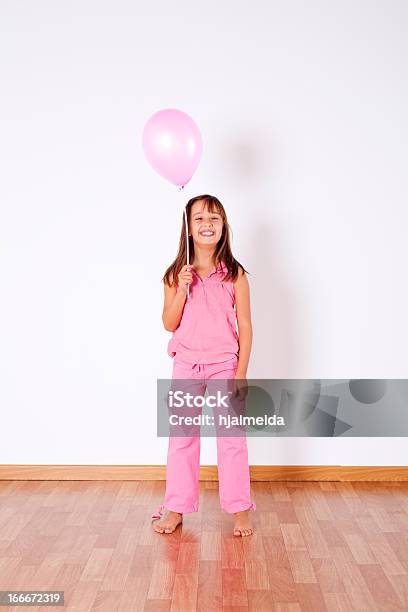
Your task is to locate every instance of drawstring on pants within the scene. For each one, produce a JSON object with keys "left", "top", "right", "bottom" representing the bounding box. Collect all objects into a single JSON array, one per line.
[{"left": 151, "top": 503, "right": 165, "bottom": 521}]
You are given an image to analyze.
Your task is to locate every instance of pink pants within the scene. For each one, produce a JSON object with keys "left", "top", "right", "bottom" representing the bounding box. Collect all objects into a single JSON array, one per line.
[{"left": 152, "top": 356, "right": 256, "bottom": 520}]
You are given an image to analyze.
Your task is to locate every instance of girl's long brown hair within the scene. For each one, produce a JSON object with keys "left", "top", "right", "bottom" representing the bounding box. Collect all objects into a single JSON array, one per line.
[{"left": 162, "top": 194, "right": 249, "bottom": 287}]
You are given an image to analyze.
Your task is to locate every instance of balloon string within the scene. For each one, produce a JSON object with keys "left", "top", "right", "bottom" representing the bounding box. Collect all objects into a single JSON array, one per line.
[{"left": 179, "top": 185, "right": 190, "bottom": 299}]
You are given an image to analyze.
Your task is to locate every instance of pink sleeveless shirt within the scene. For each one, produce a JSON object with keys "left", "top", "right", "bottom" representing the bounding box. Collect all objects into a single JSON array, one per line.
[{"left": 167, "top": 261, "right": 240, "bottom": 364}]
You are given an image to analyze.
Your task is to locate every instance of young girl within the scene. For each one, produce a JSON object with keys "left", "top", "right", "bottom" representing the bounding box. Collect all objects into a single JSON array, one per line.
[{"left": 151, "top": 194, "right": 256, "bottom": 536}]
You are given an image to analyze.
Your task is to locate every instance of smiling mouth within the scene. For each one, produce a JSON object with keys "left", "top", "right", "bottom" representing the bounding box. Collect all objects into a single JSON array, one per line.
[{"left": 200, "top": 231, "right": 215, "bottom": 236}]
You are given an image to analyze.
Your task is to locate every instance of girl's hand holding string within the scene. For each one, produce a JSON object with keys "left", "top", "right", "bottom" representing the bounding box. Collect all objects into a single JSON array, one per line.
[{"left": 177, "top": 264, "right": 194, "bottom": 293}]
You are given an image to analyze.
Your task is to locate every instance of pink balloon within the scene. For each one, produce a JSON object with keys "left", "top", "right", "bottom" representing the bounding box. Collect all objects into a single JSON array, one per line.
[{"left": 142, "top": 108, "right": 203, "bottom": 188}]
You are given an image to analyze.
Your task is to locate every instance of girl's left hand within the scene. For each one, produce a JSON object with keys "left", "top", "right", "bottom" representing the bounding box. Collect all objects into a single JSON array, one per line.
[{"left": 232, "top": 375, "right": 248, "bottom": 401}]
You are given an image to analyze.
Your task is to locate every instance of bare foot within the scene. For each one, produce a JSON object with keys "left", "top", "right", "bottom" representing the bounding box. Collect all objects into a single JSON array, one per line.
[
  {"left": 233, "top": 510, "right": 254, "bottom": 536},
  {"left": 152, "top": 511, "right": 183, "bottom": 534}
]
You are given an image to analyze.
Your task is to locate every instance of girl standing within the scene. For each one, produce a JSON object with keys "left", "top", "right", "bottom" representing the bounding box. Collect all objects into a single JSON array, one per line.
[{"left": 151, "top": 194, "right": 256, "bottom": 536}]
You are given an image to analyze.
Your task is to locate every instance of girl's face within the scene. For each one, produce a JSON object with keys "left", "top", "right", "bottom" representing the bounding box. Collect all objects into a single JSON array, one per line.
[{"left": 189, "top": 201, "right": 223, "bottom": 247}]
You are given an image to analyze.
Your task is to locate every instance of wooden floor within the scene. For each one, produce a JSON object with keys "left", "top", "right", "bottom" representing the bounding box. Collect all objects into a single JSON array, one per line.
[{"left": 0, "top": 480, "right": 408, "bottom": 611}]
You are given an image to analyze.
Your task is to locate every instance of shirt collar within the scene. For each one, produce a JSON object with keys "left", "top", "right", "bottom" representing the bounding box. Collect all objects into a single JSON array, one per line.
[
  {"left": 213, "top": 261, "right": 226, "bottom": 275},
  {"left": 192, "top": 261, "right": 227, "bottom": 278}
]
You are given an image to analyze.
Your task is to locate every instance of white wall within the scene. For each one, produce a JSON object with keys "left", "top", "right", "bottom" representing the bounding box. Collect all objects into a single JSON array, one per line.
[{"left": 1, "top": 1, "right": 407, "bottom": 466}]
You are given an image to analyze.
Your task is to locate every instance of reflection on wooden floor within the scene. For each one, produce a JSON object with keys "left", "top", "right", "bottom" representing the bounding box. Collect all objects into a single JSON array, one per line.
[{"left": 0, "top": 480, "right": 408, "bottom": 610}]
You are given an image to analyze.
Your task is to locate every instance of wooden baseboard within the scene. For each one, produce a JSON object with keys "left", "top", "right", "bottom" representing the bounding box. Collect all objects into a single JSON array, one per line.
[{"left": 0, "top": 465, "right": 407, "bottom": 481}]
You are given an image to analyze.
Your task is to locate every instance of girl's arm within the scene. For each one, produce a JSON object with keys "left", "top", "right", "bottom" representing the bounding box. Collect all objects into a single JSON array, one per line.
[
  {"left": 234, "top": 268, "right": 253, "bottom": 378},
  {"left": 162, "top": 273, "right": 188, "bottom": 331}
]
